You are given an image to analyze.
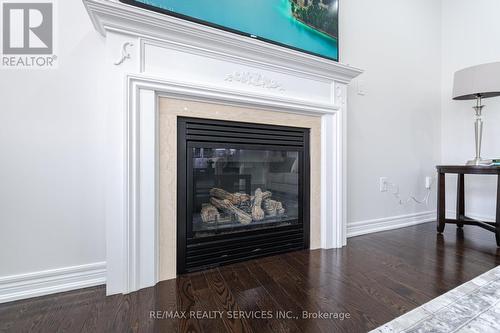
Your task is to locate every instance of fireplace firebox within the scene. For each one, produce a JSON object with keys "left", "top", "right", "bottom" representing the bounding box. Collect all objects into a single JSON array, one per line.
[{"left": 177, "top": 117, "right": 310, "bottom": 273}]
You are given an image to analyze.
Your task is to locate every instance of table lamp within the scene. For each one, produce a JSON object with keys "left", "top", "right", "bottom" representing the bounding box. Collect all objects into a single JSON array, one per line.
[{"left": 452, "top": 62, "right": 500, "bottom": 166}]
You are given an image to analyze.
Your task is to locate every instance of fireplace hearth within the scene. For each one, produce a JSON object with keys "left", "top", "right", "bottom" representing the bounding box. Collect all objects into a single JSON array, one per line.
[{"left": 177, "top": 117, "right": 310, "bottom": 273}]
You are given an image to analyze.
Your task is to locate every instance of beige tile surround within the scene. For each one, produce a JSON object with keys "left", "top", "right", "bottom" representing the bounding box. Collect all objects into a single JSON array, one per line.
[{"left": 158, "top": 97, "right": 322, "bottom": 281}]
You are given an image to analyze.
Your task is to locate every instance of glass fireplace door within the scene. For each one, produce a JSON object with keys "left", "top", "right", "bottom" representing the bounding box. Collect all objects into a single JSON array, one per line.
[
  {"left": 187, "top": 143, "right": 302, "bottom": 239},
  {"left": 177, "top": 117, "right": 310, "bottom": 273}
]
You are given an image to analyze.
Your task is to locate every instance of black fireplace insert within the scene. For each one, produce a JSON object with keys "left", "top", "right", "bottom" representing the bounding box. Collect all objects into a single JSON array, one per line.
[{"left": 177, "top": 117, "right": 310, "bottom": 273}]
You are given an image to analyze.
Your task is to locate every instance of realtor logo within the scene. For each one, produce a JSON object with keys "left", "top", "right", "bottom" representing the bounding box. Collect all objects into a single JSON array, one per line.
[{"left": 1, "top": 0, "right": 56, "bottom": 68}]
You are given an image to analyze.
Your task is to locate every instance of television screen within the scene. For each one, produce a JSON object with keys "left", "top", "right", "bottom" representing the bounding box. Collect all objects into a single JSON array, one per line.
[{"left": 121, "top": 0, "right": 339, "bottom": 61}]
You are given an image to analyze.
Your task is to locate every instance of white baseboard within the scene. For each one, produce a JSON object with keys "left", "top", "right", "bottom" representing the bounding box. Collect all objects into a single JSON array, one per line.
[
  {"left": 0, "top": 262, "right": 106, "bottom": 304},
  {"left": 347, "top": 211, "right": 436, "bottom": 238}
]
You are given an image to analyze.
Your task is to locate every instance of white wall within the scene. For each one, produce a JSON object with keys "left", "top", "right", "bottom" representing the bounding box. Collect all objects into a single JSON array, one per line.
[
  {"left": 0, "top": 0, "right": 106, "bottom": 277},
  {"left": 341, "top": 0, "right": 442, "bottom": 226},
  {"left": 441, "top": 0, "right": 500, "bottom": 221}
]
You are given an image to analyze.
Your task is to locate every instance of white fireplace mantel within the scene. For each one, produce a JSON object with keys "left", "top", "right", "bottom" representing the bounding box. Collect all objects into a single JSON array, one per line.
[{"left": 83, "top": 0, "right": 362, "bottom": 295}]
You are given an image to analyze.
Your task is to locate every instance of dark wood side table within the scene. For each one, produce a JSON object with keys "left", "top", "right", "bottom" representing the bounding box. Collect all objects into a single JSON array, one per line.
[{"left": 436, "top": 165, "right": 500, "bottom": 246}]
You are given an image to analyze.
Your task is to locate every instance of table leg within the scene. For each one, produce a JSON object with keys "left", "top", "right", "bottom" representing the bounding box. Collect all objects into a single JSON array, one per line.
[
  {"left": 457, "top": 174, "right": 464, "bottom": 228},
  {"left": 496, "top": 175, "right": 500, "bottom": 247},
  {"left": 437, "top": 172, "right": 446, "bottom": 233}
]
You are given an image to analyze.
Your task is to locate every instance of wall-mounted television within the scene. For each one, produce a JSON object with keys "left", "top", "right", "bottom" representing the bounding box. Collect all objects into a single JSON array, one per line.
[{"left": 120, "top": 0, "right": 339, "bottom": 62}]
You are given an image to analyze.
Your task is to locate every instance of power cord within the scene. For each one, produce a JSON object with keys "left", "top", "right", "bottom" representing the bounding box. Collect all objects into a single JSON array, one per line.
[{"left": 385, "top": 177, "right": 435, "bottom": 206}]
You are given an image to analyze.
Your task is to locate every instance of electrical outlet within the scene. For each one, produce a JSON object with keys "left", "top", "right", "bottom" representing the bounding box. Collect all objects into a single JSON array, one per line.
[
  {"left": 425, "top": 176, "right": 432, "bottom": 189},
  {"left": 357, "top": 80, "right": 366, "bottom": 96},
  {"left": 380, "top": 177, "right": 388, "bottom": 192}
]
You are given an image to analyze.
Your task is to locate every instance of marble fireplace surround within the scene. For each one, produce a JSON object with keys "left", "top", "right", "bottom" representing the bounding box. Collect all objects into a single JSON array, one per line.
[
  {"left": 158, "top": 98, "right": 322, "bottom": 280},
  {"left": 83, "top": 0, "right": 362, "bottom": 295}
]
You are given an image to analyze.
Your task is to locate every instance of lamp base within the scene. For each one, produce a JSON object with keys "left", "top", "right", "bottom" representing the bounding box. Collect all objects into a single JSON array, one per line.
[{"left": 466, "top": 158, "right": 492, "bottom": 166}]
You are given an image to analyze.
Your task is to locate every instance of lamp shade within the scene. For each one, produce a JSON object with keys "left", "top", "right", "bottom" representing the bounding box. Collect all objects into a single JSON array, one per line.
[{"left": 452, "top": 62, "right": 500, "bottom": 100}]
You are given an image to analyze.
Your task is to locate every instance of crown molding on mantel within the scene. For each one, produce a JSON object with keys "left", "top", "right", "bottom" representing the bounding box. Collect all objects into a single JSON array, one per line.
[{"left": 82, "top": 0, "right": 362, "bottom": 83}]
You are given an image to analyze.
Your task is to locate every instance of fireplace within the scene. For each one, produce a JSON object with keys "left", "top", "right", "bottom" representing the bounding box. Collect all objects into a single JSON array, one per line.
[
  {"left": 85, "top": 0, "right": 360, "bottom": 294},
  {"left": 177, "top": 117, "right": 310, "bottom": 273}
]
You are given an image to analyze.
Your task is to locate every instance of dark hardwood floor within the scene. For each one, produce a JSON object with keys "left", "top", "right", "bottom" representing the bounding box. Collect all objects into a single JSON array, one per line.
[{"left": 1, "top": 222, "right": 500, "bottom": 333}]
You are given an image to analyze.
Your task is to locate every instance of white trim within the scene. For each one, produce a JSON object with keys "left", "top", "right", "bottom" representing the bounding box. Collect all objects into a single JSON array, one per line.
[
  {"left": 347, "top": 211, "right": 436, "bottom": 238},
  {"left": 133, "top": 75, "right": 340, "bottom": 115},
  {"left": 125, "top": 75, "right": 350, "bottom": 292},
  {"left": 0, "top": 262, "right": 106, "bottom": 304},
  {"left": 138, "top": 89, "right": 158, "bottom": 290}
]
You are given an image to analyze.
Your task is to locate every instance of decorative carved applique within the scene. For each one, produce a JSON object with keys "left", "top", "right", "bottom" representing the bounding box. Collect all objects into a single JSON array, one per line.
[
  {"left": 225, "top": 71, "right": 285, "bottom": 92},
  {"left": 114, "top": 42, "right": 134, "bottom": 66},
  {"left": 335, "top": 83, "right": 346, "bottom": 106}
]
